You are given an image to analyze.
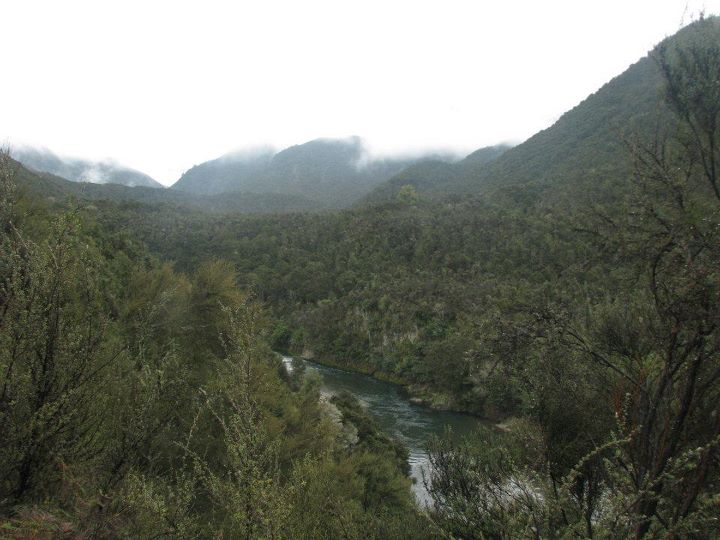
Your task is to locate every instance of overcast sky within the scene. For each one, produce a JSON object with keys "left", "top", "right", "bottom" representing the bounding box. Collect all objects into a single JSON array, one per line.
[{"left": 3, "top": 1, "right": 718, "bottom": 186}]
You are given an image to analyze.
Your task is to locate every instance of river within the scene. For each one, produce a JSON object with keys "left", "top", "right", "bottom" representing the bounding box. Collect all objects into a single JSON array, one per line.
[{"left": 282, "top": 356, "right": 483, "bottom": 504}]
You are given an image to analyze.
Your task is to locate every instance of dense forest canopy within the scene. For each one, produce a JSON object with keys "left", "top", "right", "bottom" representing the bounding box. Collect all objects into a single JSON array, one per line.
[{"left": 1, "top": 15, "right": 719, "bottom": 539}]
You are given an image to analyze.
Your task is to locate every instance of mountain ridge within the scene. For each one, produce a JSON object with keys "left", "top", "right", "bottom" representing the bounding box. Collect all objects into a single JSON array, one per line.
[
  {"left": 172, "top": 137, "right": 459, "bottom": 207},
  {"left": 11, "top": 146, "right": 163, "bottom": 189},
  {"left": 364, "top": 43, "right": 672, "bottom": 205},
  {"left": 9, "top": 156, "right": 321, "bottom": 214}
]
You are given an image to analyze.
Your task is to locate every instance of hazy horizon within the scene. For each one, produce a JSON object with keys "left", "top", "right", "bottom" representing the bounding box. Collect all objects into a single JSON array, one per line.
[{"left": 3, "top": 0, "right": 718, "bottom": 186}]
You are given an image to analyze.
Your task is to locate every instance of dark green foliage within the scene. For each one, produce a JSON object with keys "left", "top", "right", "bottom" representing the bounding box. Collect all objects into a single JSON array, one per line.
[
  {"left": 463, "top": 53, "right": 666, "bottom": 199},
  {"left": 93, "top": 191, "right": 598, "bottom": 414},
  {"left": 0, "top": 202, "right": 113, "bottom": 501},
  {"left": 363, "top": 144, "right": 510, "bottom": 203},
  {"left": 425, "top": 427, "right": 536, "bottom": 538}
]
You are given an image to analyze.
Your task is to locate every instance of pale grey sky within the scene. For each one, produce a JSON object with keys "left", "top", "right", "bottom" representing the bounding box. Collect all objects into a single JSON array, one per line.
[{"left": 2, "top": 0, "right": 718, "bottom": 186}]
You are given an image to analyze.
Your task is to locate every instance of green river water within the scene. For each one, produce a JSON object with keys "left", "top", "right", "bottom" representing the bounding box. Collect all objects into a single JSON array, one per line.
[{"left": 282, "top": 356, "right": 484, "bottom": 504}]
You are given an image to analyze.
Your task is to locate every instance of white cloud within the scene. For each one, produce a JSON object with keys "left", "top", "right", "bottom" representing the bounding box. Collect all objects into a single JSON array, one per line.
[{"left": 1, "top": 0, "right": 717, "bottom": 185}]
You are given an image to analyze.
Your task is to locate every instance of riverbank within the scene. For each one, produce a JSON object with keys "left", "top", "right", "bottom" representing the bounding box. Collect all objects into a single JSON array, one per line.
[
  {"left": 283, "top": 353, "right": 488, "bottom": 504},
  {"left": 290, "top": 349, "right": 501, "bottom": 420}
]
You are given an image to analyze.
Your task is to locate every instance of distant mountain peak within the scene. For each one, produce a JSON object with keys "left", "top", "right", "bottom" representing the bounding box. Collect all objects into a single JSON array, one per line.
[
  {"left": 10, "top": 145, "right": 163, "bottom": 189},
  {"left": 171, "top": 137, "right": 453, "bottom": 207}
]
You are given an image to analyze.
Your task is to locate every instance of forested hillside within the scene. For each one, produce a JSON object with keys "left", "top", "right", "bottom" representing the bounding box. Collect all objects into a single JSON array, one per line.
[
  {"left": 366, "top": 39, "right": 669, "bottom": 204},
  {"left": 91, "top": 195, "right": 590, "bottom": 413},
  {"left": 12, "top": 146, "right": 163, "bottom": 188},
  {"left": 13, "top": 161, "right": 322, "bottom": 214},
  {"left": 446, "top": 52, "right": 666, "bottom": 196},
  {"left": 362, "top": 144, "right": 511, "bottom": 203},
  {"left": 173, "top": 137, "right": 454, "bottom": 207}
]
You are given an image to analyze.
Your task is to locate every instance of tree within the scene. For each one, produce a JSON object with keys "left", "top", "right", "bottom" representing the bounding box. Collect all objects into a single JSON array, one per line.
[
  {"left": 566, "top": 17, "right": 720, "bottom": 537},
  {"left": 426, "top": 18, "right": 720, "bottom": 539},
  {"left": 0, "top": 150, "right": 117, "bottom": 501},
  {"left": 657, "top": 17, "right": 720, "bottom": 201},
  {"left": 196, "top": 301, "right": 288, "bottom": 539},
  {"left": 396, "top": 184, "right": 420, "bottom": 204}
]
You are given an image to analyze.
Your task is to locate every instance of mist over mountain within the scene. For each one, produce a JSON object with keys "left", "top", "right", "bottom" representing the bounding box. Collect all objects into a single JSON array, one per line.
[
  {"left": 170, "top": 147, "right": 276, "bottom": 196},
  {"left": 363, "top": 145, "right": 511, "bottom": 203},
  {"left": 9, "top": 34, "right": 675, "bottom": 212},
  {"left": 10, "top": 156, "right": 320, "bottom": 214},
  {"left": 11, "top": 146, "right": 163, "bottom": 189},
  {"left": 366, "top": 41, "right": 670, "bottom": 204},
  {"left": 172, "top": 137, "right": 458, "bottom": 207}
]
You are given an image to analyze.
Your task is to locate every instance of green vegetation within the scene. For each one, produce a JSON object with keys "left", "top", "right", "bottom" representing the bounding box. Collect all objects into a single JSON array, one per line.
[
  {"left": 424, "top": 17, "right": 720, "bottom": 538},
  {"left": 2, "top": 15, "right": 719, "bottom": 539},
  {"left": 363, "top": 144, "right": 510, "bottom": 203},
  {"left": 0, "top": 152, "right": 430, "bottom": 538}
]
